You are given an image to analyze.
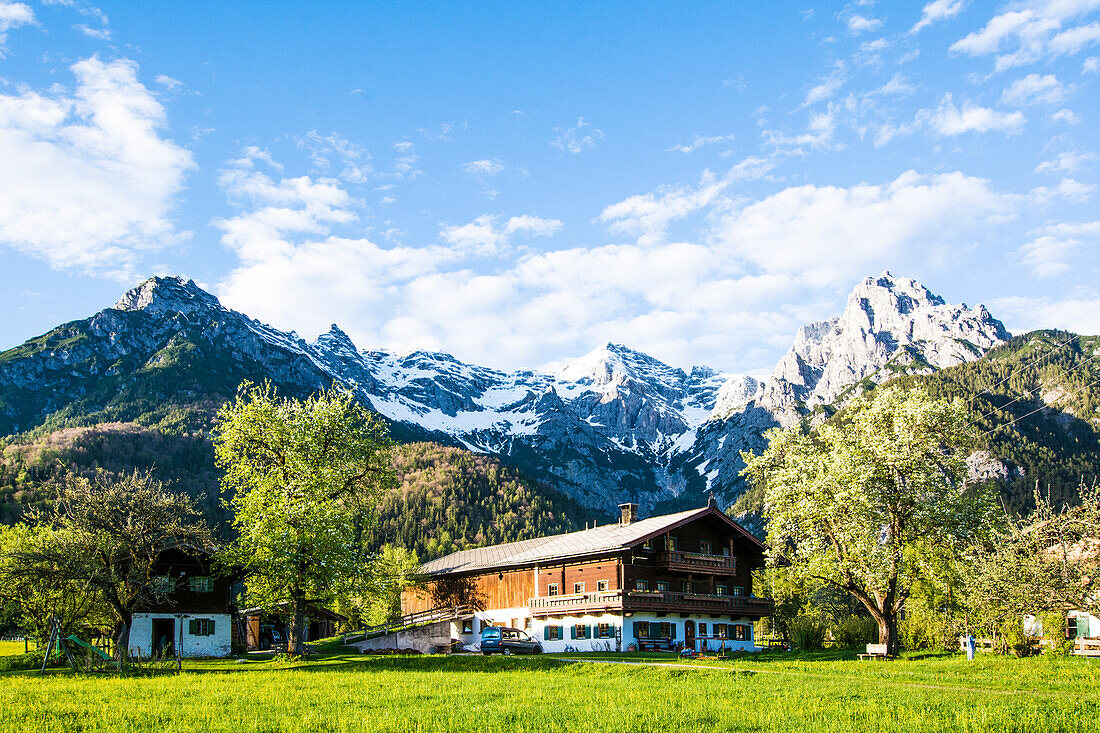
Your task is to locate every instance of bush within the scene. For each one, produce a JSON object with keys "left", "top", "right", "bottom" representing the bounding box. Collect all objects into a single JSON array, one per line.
[
  {"left": 0, "top": 650, "right": 48, "bottom": 672},
  {"left": 788, "top": 616, "right": 826, "bottom": 650},
  {"left": 832, "top": 616, "right": 878, "bottom": 648}
]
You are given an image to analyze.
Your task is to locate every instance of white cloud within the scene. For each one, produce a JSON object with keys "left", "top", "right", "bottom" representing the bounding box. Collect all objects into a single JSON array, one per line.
[
  {"left": 848, "top": 14, "right": 884, "bottom": 34},
  {"left": 803, "top": 64, "right": 847, "bottom": 106},
  {"left": 0, "top": 1, "right": 33, "bottom": 53},
  {"left": 297, "top": 131, "right": 371, "bottom": 184},
  {"left": 1035, "top": 149, "right": 1099, "bottom": 172},
  {"left": 154, "top": 74, "right": 183, "bottom": 92},
  {"left": 439, "top": 214, "right": 562, "bottom": 256},
  {"left": 1029, "top": 177, "right": 1096, "bottom": 201},
  {"left": 1085, "top": 55, "right": 1100, "bottom": 70},
  {"left": 763, "top": 107, "right": 838, "bottom": 151},
  {"left": 1000, "top": 73, "right": 1069, "bottom": 105},
  {"left": 911, "top": 0, "right": 966, "bottom": 34},
  {"left": 1051, "top": 107, "right": 1081, "bottom": 123},
  {"left": 0, "top": 56, "right": 194, "bottom": 278},
  {"left": 1017, "top": 221, "right": 1100, "bottom": 277},
  {"left": 666, "top": 134, "right": 735, "bottom": 153},
  {"left": 552, "top": 117, "right": 604, "bottom": 154},
  {"left": 918, "top": 93, "right": 1026, "bottom": 135},
  {"left": 74, "top": 22, "right": 109, "bottom": 40},
  {"left": 951, "top": 1, "right": 1100, "bottom": 71},
  {"left": 598, "top": 156, "right": 776, "bottom": 244},
  {"left": 711, "top": 170, "right": 1019, "bottom": 287},
  {"left": 993, "top": 291, "right": 1100, "bottom": 335},
  {"left": 461, "top": 158, "right": 504, "bottom": 177}
]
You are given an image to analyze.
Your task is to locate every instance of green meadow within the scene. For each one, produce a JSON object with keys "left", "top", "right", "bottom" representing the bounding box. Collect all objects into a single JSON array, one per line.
[{"left": 2, "top": 650, "right": 1099, "bottom": 733}]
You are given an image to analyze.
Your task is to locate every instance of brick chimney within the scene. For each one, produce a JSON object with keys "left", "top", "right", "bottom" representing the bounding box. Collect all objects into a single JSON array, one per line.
[{"left": 618, "top": 502, "right": 638, "bottom": 526}]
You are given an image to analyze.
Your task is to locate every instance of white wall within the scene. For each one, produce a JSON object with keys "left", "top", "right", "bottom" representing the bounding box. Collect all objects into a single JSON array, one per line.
[
  {"left": 130, "top": 613, "right": 232, "bottom": 658},
  {"left": 527, "top": 613, "right": 757, "bottom": 653}
]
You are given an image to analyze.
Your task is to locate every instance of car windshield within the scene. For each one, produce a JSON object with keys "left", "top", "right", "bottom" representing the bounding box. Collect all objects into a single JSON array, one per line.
[{"left": 481, "top": 628, "right": 501, "bottom": 638}]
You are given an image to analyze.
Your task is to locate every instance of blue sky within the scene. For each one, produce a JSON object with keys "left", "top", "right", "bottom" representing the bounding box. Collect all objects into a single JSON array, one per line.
[{"left": 2, "top": 0, "right": 1099, "bottom": 374}]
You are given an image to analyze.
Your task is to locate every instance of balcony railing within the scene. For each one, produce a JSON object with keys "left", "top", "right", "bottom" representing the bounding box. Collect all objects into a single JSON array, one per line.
[
  {"left": 626, "top": 590, "right": 772, "bottom": 616},
  {"left": 528, "top": 590, "right": 773, "bottom": 618},
  {"left": 529, "top": 591, "right": 624, "bottom": 617},
  {"left": 659, "top": 551, "right": 737, "bottom": 573}
]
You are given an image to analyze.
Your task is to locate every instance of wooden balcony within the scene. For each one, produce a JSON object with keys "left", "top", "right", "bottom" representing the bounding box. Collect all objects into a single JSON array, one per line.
[
  {"left": 658, "top": 551, "right": 737, "bottom": 574},
  {"left": 529, "top": 591, "right": 624, "bottom": 618},
  {"left": 528, "top": 590, "right": 773, "bottom": 618}
]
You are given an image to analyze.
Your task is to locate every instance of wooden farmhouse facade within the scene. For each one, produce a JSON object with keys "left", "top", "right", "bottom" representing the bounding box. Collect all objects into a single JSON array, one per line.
[
  {"left": 402, "top": 501, "right": 773, "bottom": 653},
  {"left": 130, "top": 546, "right": 235, "bottom": 658}
]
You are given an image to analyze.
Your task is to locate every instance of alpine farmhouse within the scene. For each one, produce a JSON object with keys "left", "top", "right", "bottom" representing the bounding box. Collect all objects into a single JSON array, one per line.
[{"left": 402, "top": 501, "right": 773, "bottom": 652}]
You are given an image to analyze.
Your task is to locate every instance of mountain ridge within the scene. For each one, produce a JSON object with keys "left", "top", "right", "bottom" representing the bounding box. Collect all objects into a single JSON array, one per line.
[{"left": 0, "top": 271, "right": 1011, "bottom": 514}]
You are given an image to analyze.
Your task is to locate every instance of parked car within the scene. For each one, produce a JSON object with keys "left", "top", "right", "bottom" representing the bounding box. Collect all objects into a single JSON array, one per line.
[{"left": 480, "top": 627, "right": 543, "bottom": 655}]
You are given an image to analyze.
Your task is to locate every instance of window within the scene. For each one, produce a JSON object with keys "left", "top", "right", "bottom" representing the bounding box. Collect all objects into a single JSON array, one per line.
[
  {"left": 573, "top": 582, "right": 585, "bottom": 594},
  {"left": 667, "top": 536, "right": 678, "bottom": 551},
  {"left": 642, "top": 539, "right": 652, "bottom": 550},
  {"left": 480, "top": 620, "right": 490, "bottom": 633},
  {"left": 656, "top": 581, "right": 669, "bottom": 592},
  {"left": 722, "top": 546, "right": 731, "bottom": 557},
  {"left": 682, "top": 580, "right": 694, "bottom": 593},
  {"left": 715, "top": 584, "right": 728, "bottom": 596},
  {"left": 658, "top": 622, "right": 675, "bottom": 639},
  {"left": 462, "top": 620, "right": 473, "bottom": 635},
  {"left": 597, "top": 623, "right": 614, "bottom": 639},
  {"left": 699, "top": 623, "right": 707, "bottom": 636},
  {"left": 187, "top": 576, "right": 212, "bottom": 593},
  {"left": 635, "top": 621, "right": 650, "bottom": 639},
  {"left": 700, "top": 541, "right": 712, "bottom": 555},
  {"left": 732, "top": 586, "right": 744, "bottom": 596},
  {"left": 635, "top": 580, "right": 649, "bottom": 591},
  {"left": 188, "top": 618, "right": 215, "bottom": 637},
  {"left": 544, "top": 625, "right": 563, "bottom": 641},
  {"left": 152, "top": 575, "right": 174, "bottom": 595},
  {"left": 524, "top": 618, "right": 532, "bottom": 630},
  {"left": 597, "top": 579, "right": 609, "bottom": 592},
  {"left": 717, "top": 624, "right": 729, "bottom": 639},
  {"left": 734, "top": 625, "right": 748, "bottom": 641},
  {"left": 548, "top": 583, "right": 559, "bottom": 597},
  {"left": 572, "top": 624, "right": 591, "bottom": 640}
]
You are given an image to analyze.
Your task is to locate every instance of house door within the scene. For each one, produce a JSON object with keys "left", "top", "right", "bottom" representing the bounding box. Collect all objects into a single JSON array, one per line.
[
  {"left": 684, "top": 620, "right": 695, "bottom": 650},
  {"left": 151, "top": 618, "right": 175, "bottom": 657}
]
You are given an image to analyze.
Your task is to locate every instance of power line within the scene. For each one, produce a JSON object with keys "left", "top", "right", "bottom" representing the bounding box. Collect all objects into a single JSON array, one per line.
[
  {"left": 971, "top": 332, "right": 1079, "bottom": 403},
  {"left": 974, "top": 349, "right": 1100, "bottom": 424},
  {"left": 978, "top": 372, "right": 1100, "bottom": 439}
]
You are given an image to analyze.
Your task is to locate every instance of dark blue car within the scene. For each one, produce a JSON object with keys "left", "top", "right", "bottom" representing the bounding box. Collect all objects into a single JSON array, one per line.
[{"left": 480, "top": 626, "right": 543, "bottom": 655}]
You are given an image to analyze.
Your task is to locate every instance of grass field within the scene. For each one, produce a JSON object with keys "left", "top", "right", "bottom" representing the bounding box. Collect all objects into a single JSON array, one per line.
[{"left": 1, "top": 650, "right": 1098, "bottom": 732}]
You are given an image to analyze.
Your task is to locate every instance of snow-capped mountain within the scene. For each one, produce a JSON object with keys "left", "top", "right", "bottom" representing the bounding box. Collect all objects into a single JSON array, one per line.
[{"left": 0, "top": 271, "right": 1008, "bottom": 515}]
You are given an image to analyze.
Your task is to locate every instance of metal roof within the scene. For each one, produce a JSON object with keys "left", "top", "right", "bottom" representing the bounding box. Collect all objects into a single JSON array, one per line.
[{"left": 418, "top": 506, "right": 764, "bottom": 576}]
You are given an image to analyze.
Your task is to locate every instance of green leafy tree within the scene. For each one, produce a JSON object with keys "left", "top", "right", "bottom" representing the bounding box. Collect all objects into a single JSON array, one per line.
[
  {"left": 962, "top": 479, "right": 1100, "bottom": 646},
  {"left": 742, "top": 386, "right": 995, "bottom": 655},
  {"left": 1, "top": 471, "right": 212, "bottom": 655},
  {"left": 215, "top": 383, "right": 396, "bottom": 656},
  {"left": 0, "top": 523, "right": 107, "bottom": 640}
]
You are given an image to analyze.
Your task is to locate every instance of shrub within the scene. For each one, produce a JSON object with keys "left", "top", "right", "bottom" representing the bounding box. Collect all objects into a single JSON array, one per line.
[
  {"left": 788, "top": 616, "right": 826, "bottom": 650},
  {"left": 832, "top": 616, "right": 878, "bottom": 648}
]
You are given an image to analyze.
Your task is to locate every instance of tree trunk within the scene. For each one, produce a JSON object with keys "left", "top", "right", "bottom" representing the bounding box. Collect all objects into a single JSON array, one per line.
[
  {"left": 115, "top": 614, "right": 132, "bottom": 661},
  {"left": 878, "top": 611, "right": 900, "bottom": 656},
  {"left": 288, "top": 596, "right": 307, "bottom": 657}
]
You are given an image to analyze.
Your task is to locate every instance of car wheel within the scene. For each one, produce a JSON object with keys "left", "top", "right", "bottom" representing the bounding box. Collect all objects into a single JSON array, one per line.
[
  {"left": 533, "top": 645, "right": 543, "bottom": 655},
  {"left": 503, "top": 648, "right": 513, "bottom": 655}
]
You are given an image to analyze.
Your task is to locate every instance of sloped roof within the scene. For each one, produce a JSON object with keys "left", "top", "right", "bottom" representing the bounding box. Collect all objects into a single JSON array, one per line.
[{"left": 419, "top": 506, "right": 765, "bottom": 576}]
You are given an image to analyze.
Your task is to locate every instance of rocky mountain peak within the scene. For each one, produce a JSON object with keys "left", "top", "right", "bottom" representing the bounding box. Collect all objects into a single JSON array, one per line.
[
  {"left": 758, "top": 272, "right": 1009, "bottom": 421},
  {"left": 113, "top": 276, "right": 224, "bottom": 318},
  {"left": 314, "top": 324, "right": 358, "bottom": 355},
  {"left": 557, "top": 342, "right": 686, "bottom": 389}
]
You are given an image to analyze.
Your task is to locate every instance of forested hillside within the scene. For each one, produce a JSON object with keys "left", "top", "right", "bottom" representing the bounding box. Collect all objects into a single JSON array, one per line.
[{"left": 0, "top": 425, "right": 595, "bottom": 559}]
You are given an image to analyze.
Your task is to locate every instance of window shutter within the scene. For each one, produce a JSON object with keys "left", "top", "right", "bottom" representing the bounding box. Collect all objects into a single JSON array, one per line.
[
  {"left": 588, "top": 625, "right": 594, "bottom": 639},
  {"left": 570, "top": 625, "right": 576, "bottom": 640},
  {"left": 633, "top": 622, "right": 640, "bottom": 639},
  {"left": 208, "top": 619, "right": 215, "bottom": 636},
  {"left": 670, "top": 623, "right": 676, "bottom": 639},
  {"left": 188, "top": 620, "right": 198, "bottom": 635},
  {"left": 542, "top": 626, "right": 549, "bottom": 641}
]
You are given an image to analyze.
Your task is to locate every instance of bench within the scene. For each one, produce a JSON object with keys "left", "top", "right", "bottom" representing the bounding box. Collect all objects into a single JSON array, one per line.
[{"left": 857, "top": 643, "right": 889, "bottom": 660}]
